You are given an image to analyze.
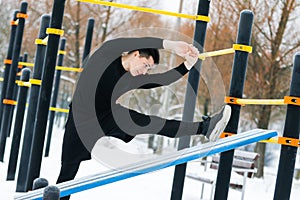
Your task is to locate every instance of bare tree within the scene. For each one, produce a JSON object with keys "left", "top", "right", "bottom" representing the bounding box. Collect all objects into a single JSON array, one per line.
[
  {"left": 183, "top": 0, "right": 300, "bottom": 177},
  {"left": 205, "top": 0, "right": 300, "bottom": 177},
  {"left": 229, "top": 0, "right": 300, "bottom": 177}
]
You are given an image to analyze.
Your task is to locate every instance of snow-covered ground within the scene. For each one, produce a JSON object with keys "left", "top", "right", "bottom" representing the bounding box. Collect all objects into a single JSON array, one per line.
[{"left": 1, "top": 125, "right": 300, "bottom": 200}]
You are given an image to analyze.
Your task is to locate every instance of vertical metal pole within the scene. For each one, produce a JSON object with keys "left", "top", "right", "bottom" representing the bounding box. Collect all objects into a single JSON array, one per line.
[
  {"left": 82, "top": 18, "right": 94, "bottom": 63},
  {"left": 12, "top": 53, "right": 27, "bottom": 112},
  {"left": 44, "top": 38, "right": 66, "bottom": 157},
  {"left": 26, "top": 0, "right": 66, "bottom": 191},
  {"left": 0, "top": 2, "right": 27, "bottom": 162},
  {"left": 32, "top": 178, "right": 49, "bottom": 190},
  {"left": 274, "top": 53, "right": 300, "bottom": 200},
  {"left": 7, "top": 55, "right": 24, "bottom": 138},
  {"left": 214, "top": 10, "right": 253, "bottom": 200},
  {"left": 8, "top": 53, "right": 27, "bottom": 137},
  {"left": 6, "top": 68, "right": 31, "bottom": 180},
  {"left": 44, "top": 17, "right": 94, "bottom": 157},
  {"left": 0, "top": 10, "right": 18, "bottom": 134},
  {"left": 43, "top": 185, "right": 60, "bottom": 200},
  {"left": 170, "top": 0, "right": 210, "bottom": 199},
  {"left": 16, "top": 14, "right": 50, "bottom": 192}
]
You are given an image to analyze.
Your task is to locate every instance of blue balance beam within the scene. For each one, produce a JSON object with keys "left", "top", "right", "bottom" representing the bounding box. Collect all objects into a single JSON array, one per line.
[{"left": 15, "top": 129, "right": 277, "bottom": 200}]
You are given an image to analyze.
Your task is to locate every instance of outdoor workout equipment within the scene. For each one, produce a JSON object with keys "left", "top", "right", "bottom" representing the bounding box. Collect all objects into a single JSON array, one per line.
[{"left": 14, "top": 129, "right": 277, "bottom": 200}]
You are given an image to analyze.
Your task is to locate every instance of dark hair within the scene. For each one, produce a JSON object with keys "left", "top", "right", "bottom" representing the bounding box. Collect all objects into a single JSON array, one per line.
[{"left": 128, "top": 48, "right": 160, "bottom": 64}]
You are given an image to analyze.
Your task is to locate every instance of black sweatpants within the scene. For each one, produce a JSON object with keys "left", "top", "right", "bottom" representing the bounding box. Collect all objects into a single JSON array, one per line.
[{"left": 57, "top": 107, "right": 206, "bottom": 199}]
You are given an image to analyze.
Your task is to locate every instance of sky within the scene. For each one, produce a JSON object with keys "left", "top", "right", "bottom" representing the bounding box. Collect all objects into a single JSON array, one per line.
[{"left": 160, "top": 0, "right": 182, "bottom": 12}]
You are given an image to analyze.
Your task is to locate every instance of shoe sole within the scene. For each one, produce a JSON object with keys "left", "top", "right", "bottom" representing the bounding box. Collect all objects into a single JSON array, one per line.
[{"left": 209, "top": 106, "right": 231, "bottom": 142}]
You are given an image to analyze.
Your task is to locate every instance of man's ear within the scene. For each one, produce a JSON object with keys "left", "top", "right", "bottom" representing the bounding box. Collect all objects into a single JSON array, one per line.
[{"left": 132, "top": 50, "right": 140, "bottom": 57}]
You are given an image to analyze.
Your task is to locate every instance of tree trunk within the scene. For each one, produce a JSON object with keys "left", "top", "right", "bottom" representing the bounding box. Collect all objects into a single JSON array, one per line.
[
  {"left": 254, "top": 105, "right": 271, "bottom": 177},
  {"left": 296, "top": 170, "right": 300, "bottom": 180},
  {"left": 203, "top": 97, "right": 209, "bottom": 116},
  {"left": 101, "top": 5, "right": 111, "bottom": 43},
  {"left": 254, "top": 142, "right": 266, "bottom": 177},
  {"left": 155, "top": 136, "right": 164, "bottom": 155}
]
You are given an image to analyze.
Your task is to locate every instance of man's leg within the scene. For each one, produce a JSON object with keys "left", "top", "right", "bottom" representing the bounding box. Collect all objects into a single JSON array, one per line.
[
  {"left": 56, "top": 162, "right": 81, "bottom": 200},
  {"left": 158, "top": 105, "right": 231, "bottom": 141},
  {"left": 56, "top": 106, "right": 91, "bottom": 199},
  {"left": 113, "top": 105, "right": 231, "bottom": 141},
  {"left": 205, "top": 105, "right": 231, "bottom": 141}
]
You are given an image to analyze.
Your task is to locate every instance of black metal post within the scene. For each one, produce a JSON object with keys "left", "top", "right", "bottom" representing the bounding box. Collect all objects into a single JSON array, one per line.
[
  {"left": 274, "top": 53, "right": 300, "bottom": 200},
  {"left": 7, "top": 55, "right": 24, "bottom": 138},
  {"left": 14, "top": 53, "right": 28, "bottom": 101},
  {"left": 44, "top": 17, "right": 94, "bottom": 157},
  {"left": 170, "top": 0, "right": 210, "bottom": 199},
  {"left": 43, "top": 185, "right": 60, "bottom": 200},
  {"left": 214, "top": 10, "right": 253, "bottom": 200},
  {"left": 23, "top": 52, "right": 28, "bottom": 62},
  {"left": 44, "top": 38, "right": 66, "bottom": 157},
  {"left": 16, "top": 14, "right": 50, "bottom": 192},
  {"left": 82, "top": 18, "right": 94, "bottom": 63},
  {"left": 12, "top": 55, "right": 24, "bottom": 104},
  {"left": 6, "top": 68, "right": 30, "bottom": 180},
  {"left": 0, "top": 11, "right": 18, "bottom": 134},
  {"left": 0, "top": 2, "right": 27, "bottom": 162},
  {"left": 32, "top": 178, "right": 49, "bottom": 190},
  {"left": 26, "top": 0, "right": 66, "bottom": 191}
]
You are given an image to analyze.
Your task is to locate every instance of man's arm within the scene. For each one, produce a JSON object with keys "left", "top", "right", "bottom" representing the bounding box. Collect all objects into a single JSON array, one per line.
[
  {"left": 92, "top": 38, "right": 197, "bottom": 70},
  {"left": 131, "top": 63, "right": 189, "bottom": 89},
  {"left": 94, "top": 37, "right": 164, "bottom": 62},
  {"left": 128, "top": 41, "right": 199, "bottom": 89},
  {"left": 163, "top": 40, "right": 199, "bottom": 70}
]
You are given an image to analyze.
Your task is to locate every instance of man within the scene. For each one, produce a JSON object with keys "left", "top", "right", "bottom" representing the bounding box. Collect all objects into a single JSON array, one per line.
[{"left": 57, "top": 37, "right": 231, "bottom": 199}]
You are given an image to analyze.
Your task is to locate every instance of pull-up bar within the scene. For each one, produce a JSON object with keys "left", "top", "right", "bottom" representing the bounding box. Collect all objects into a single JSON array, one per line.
[
  {"left": 198, "top": 44, "right": 252, "bottom": 60},
  {"left": 77, "top": 0, "right": 210, "bottom": 22},
  {"left": 15, "top": 129, "right": 277, "bottom": 200},
  {"left": 225, "top": 96, "right": 300, "bottom": 106}
]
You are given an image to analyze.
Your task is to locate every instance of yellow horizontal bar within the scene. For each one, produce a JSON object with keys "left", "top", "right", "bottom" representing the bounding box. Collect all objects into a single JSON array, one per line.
[
  {"left": 260, "top": 138, "right": 279, "bottom": 144},
  {"left": 35, "top": 36, "right": 48, "bottom": 45},
  {"left": 35, "top": 39, "right": 45, "bottom": 45},
  {"left": 3, "top": 99, "right": 17, "bottom": 105},
  {"left": 56, "top": 66, "right": 83, "bottom": 72},
  {"left": 19, "top": 62, "right": 34, "bottom": 67},
  {"left": 18, "top": 82, "right": 31, "bottom": 87},
  {"left": 232, "top": 44, "right": 252, "bottom": 53},
  {"left": 17, "top": 13, "right": 28, "bottom": 19},
  {"left": 199, "top": 48, "right": 235, "bottom": 60},
  {"left": 10, "top": 20, "right": 18, "bottom": 26},
  {"left": 17, "top": 81, "right": 31, "bottom": 87},
  {"left": 30, "top": 79, "right": 42, "bottom": 86},
  {"left": 58, "top": 50, "right": 66, "bottom": 55},
  {"left": 220, "top": 132, "right": 294, "bottom": 146},
  {"left": 46, "top": 28, "right": 64, "bottom": 36},
  {"left": 49, "top": 107, "right": 69, "bottom": 113},
  {"left": 236, "top": 99, "right": 285, "bottom": 105},
  {"left": 77, "top": 0, "right": 210, "bottom": 22},
  {"left": 4, "top": 59, "right": 12, "bottom": 64},
  {"left": 16, "top": 63, "right": 81, "bottom": 72}
]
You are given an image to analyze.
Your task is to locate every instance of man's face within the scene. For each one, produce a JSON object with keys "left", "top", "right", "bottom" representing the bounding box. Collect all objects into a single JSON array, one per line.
[{"left": 128, "top": 51, "right": 155, "bottom": 76}]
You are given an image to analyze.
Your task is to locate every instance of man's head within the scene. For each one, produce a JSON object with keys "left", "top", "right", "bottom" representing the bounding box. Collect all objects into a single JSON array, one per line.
[{"left": 122, "top": 48, "right": 160, "bottom": 76}]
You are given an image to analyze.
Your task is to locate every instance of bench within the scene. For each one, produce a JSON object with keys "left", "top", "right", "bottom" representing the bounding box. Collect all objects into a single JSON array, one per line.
[{"left": 186, "top": 150, "right": 259, "bottom": 200}]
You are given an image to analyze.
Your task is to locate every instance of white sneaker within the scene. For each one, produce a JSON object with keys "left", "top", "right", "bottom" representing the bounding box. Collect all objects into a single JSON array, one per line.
[{"left": 205, "top": 105, "right": 231, "bottom": 142}]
